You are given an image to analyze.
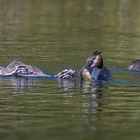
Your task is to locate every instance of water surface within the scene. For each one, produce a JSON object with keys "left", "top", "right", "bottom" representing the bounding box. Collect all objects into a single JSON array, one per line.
[{"left": 0, "top": 0, "right": 140, "bottom": 140}]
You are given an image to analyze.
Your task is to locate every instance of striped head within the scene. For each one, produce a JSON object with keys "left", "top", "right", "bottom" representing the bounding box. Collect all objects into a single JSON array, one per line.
[
  {"left": 86, "top": 51, "right": 103, "bottom": 69},
  {"left": 80, "top": 51, "right": 104, "bottom": 81}
]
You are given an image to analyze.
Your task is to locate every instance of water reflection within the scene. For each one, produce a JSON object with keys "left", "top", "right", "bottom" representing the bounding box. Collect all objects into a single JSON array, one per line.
[
  {"left": 0, "top": 77, "right": 40, "bottom": 95},
  {"left": 57, "top": 77, "right": 102, "bottom": 93},
  {"left": 57, "top": 78, "right": 78, "bottom": 91},
  {"left": 81, "top": 80, "right": 102, "bottom": 94},
  {"left": 57, "top": 78, "right": 103, "bottom": 115},
  {"left": 81, "top": 80, "right": 103, "bottom": 117},
  {"left": 10, "top": 77, "right": 35, "bottom": 88}
]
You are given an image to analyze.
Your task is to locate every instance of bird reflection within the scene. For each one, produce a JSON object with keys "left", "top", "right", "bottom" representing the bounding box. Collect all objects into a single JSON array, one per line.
[
  {"left": 10, "top": 77, "right": 35, "bottom": 89},
  {"left": 0, "top": 77, "right": 40, "bottom": 95},
  {"left": 57, "top": 78, "right": 78, "bottom": 91},
  {"left": 80, "top": 80, "right": 103, "bottom": 130},
  {"left": 57, "top": 78, "right": 103, "bottom": 125},
  {"left": 81, "top": 80, "right": 102, "bottom": 94},
  {"left": 81, "top": 79, "right": 103, "bottom": 113},
  {"left": 10, "top": 77, "right": 36, "bottom": 95},
  {"left": 57, "top": 77, "right": 102, "bottom": 95}
]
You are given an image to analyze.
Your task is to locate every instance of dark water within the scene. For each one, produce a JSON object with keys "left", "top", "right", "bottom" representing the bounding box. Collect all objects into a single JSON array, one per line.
[{"left": 0, "top": 0, "right": 140, "bottom": 140}]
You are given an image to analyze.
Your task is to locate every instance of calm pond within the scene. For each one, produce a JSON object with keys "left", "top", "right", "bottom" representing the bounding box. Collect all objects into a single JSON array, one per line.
[{"left": 0, "top": 0, "right": 140, "bottom": 140}]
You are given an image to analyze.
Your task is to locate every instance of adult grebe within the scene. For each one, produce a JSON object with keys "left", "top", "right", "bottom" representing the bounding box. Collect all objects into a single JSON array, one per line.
[
  {"left": 80, "top": 51, "right": 112, "bottom": 81},
  {"left": 56, "top": 51, "right": 112, "bottom": 81}
]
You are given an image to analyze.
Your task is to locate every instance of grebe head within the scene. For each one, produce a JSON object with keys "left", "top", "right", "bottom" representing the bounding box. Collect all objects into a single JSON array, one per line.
[
  {"left": 87, "top": 51, "right": 103, "bottom": 69},
  {"left": 80, "top": 51, "right": 103, "bottom": 73},
  {"left": 128, "top": 60, "right": 140, "bottom": 71},
  {"left": 80, "top": 51, "right": 104, "bottom": 81}
]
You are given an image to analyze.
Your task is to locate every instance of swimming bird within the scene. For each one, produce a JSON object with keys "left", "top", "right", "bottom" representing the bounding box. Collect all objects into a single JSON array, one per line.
[
  {"left": 128, "top": 60, "right": 140, "bottom": 71},
  {"left": 55, "top": 69, "right": 79, "bottom": 79},
  {"left": 0, "top": 60, "right": 51, "bottom": 77},
  {"left": 0, "top": 52, "right": 111, "bottom": 80},
  {"left": 80, "top": 51, "right": 112, "bottom": 81},
  {"left": 55, "top": 51, "right": 111, "bottom": 81}
]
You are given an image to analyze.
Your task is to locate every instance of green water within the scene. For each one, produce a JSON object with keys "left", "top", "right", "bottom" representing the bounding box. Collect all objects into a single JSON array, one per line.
[{"left": 0, "top": 0, "right": 140, "bottom": 140}]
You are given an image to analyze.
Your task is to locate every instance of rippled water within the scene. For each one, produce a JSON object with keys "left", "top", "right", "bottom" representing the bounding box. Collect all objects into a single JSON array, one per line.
[{"left": 0, "top": 0, "right": 140, "bottom": 140}]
